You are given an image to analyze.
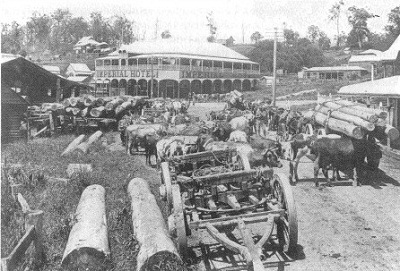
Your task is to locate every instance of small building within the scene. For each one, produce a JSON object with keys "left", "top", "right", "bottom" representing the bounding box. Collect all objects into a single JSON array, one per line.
[
  {"left": 302, "top": 66, "right": 368, "bottom": 80},
  {"left": 66, "top": 63, "right": 92, "bottom": 77},
  {"left": 348, "top": 49, "right": 382, "bottom": 71},
  {"left": 73, "top": 36, "right": 102, "bottom": 54},
  {"left": 42, "top": 65, "right": 61, "bottom": 75},
  {"left": 380, "top": 35, "right": 400, "bottom": 77},
  {"left": 260, "top": 76, "right": 280, "bottom": 86}
]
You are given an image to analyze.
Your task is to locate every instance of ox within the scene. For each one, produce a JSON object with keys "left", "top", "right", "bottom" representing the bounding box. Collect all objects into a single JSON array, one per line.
[
  {"left": 228, "top": 130, "right": 248, "bottom": 143},
  {"left": 281, "top": 134, "right": 381, "bottom": 186}
]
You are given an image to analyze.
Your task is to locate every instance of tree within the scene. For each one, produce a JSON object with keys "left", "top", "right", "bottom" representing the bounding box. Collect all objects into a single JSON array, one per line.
[
  {"left": 26, "top": 12, "right": 52, "bottom": 48},
  {"left": 250, "top": 31, "right": 263, "bottom": 43},
  {"left": 89, "top": 12, "right": 112, "bottom": 44},
  {"left": 1, "top": 21, "right": 24, "bottom": 53},
  {"left": 385, "top": 6, "right": 400, "bottom": 37},
  {"left": 284, "top": 28, "right": 299, "bottom": 47},
  {"left": 206, "top": 12, "right": 217, "bottom": 42},
  {"left": 318, "top": 31, "right": 331, "bottom": 50},
  {"left": 328, "top": 0, "right": 345, "bottom": 47},
  {"left": 161, "top": 30, "right": 171, "bottom": 39},
  {"left": 111, "top": 15, "right": 135, "bottom": 45},
  {"left": 307, "top": 25, "right": 320, "bottom": 44},
  {"left": 68, "top": 17, "right": 90, "bottom": 43},
  {"left": 347, "top": 6, "right": 374, "bottom": 49}
]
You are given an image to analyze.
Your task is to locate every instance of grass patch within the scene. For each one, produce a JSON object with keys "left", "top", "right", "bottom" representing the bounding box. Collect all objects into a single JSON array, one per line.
[{"left": 1, "top": 133, "right": 165, "bottom": 271}]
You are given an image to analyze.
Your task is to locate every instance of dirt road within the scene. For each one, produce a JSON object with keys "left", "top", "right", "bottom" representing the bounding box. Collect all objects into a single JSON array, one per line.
[{"left": 184, "top": 103, "right": 400, "bottom": 271}]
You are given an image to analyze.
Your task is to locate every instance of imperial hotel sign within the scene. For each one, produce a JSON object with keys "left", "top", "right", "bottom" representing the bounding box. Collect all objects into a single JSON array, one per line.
[{"left": 94, "top": 40, "right": 260, "bottom": 98}]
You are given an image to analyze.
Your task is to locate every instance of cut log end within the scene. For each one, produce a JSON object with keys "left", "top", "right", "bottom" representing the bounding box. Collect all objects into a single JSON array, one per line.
[
  {"left": 139, "top": 251, "right": 185, "bottom": 271},
  {"left": 62, "top": 247, "right": 110, "bottom": 271}
]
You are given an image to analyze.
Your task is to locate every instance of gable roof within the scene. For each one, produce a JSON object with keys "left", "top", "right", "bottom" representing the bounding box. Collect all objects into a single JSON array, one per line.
[
  {"left": 42, "top": 65, "right": 61, "bottom": 75},
  {"left": 1, "top": 83, "right": 30, "bottom": 105},
  {"left": 381, "top": 35, "right": 400, "bottom": 61},
  {"left": 338, "top": 76, "right": 400, "bottom": 97},
  {"left": 68, "top": 63, "right": 92, "bottom": 73},
  {"left": 114, "top": 39, "right": 252, "bottom": 62}
]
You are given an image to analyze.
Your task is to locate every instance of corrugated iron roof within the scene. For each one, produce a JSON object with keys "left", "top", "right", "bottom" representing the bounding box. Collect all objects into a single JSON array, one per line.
[
  {"left": 69, "top": 63, "right": 92, "bottom": 73},
  {"left": 381, "top": 35, "right": 400, "bottom": 61},
  {"left": 348, "top": 54, "right": 380, "bottom": 63},
  {"left": 42, "top": 65, "right": 61, "bottom": 75},
  {"left": 338, "top": 76, "right": 400, "bottom": 97},
  {"left": 306, "top": 66, "right": 366, "bottom": 72},
  {"left": 1, "top": 53, "right": 20, "bottom": 64},
  {"left": 110, "top": 40, "right": 252, "bottom": 61}
]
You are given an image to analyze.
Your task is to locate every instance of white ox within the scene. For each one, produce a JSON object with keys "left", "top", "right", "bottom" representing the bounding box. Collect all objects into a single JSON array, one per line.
[{"left": 228, "top": 130, "right": 248, "bottom": 143}]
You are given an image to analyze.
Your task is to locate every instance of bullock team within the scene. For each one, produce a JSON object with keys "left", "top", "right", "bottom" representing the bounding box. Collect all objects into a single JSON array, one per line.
[{"left": 119, "top": 96, "right": 382, "bottom": 188}]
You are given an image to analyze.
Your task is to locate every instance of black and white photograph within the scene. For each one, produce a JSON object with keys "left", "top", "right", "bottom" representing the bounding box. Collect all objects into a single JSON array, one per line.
[{"left": 1, "top": 0, "right": 400, "bottom": 270}]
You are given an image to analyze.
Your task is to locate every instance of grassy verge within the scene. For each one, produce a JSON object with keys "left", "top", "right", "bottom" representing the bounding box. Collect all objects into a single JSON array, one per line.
[{"left": 1, "top": 133, "right": 166, "bottom": 271}]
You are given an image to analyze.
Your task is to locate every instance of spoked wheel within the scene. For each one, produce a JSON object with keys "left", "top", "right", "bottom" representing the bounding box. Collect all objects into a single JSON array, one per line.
[
  {"left": 171, "top": 184, "right": 188, "bottom": 257},
  {"left": 161, "top": 162, "right": 173, "bottom": 211},
  {"left": 271, "top": 173, "right": 298, "bottom": 253}
]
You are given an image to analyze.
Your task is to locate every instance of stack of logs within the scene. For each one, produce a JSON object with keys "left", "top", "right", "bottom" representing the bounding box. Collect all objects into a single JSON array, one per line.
[
  {"left": 61, "top": 95, "right": 145, "bottom": 119},
  {"left": 304, "top": 99, "right": 399, "bottom": 141}
]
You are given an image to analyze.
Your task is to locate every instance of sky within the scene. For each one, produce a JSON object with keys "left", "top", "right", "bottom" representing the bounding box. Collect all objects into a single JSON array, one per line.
[{"left": 1, "top": 0, "right": 398, "bottom": 43}]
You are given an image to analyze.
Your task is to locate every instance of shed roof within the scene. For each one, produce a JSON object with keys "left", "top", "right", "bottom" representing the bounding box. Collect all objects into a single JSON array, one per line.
[
  {"left": 338, "top": 76, "right": 400, "bottom": 97},
  {"left": 306, "top": 66, "right": 366, "bottom": 72},
  {"left": 348, "top": 54, "right": 380, "bottom": 63},
  {"left": 381, "top": 35, "right": 400, "bottom": 61},
  {"left": 112, "top": 40, "right": 252, "bottom": 62},
  {"left": 69, "top": 63, "right": 92, "bottom": 73},
  {"left": 42, "top": 65, "right": 61, "bottom": 75}
]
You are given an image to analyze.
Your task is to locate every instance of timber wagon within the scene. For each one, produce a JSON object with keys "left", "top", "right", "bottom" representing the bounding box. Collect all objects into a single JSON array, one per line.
[{"left": 159, "top": 149, "right": 298, "bottom": 270}]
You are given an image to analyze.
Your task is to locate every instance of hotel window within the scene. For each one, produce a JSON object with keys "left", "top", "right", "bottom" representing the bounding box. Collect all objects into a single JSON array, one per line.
[
  {"left": 213, "top": 61, "right": 222, "bottom": 68},
  {"left": 96, "top": 60, "right": 103, "bottom": 66},
  {"left": 112, "top": 59, "right": 119, "bottom": 66},
  {"left": 224, "top": 62, "right": 233, "bottom": 69},
  {"left": 243, "top": 63, "right": 251, "bottom": 70},
  {"left": 181, "top": 58, "right": 190, "bottom": 66},
  {"left": 104, "top": 59, "right": 111, "bottom": 66},
  {"left": 191, "top": 59, "right": 201, "bottom": 67},
  {"left": 161, "top": 58, "right": 176, "bottom": 65},
  {"left": 128, "top": 58, "right": 137, "bottom": 66},
  {"left": 138, "top": 58, "right": 148, "bottom": 65},
  {"left": 252, "top": 64, "right": 259, "bottom": 71},
  {"left": 121, "top": 59, "right": 126, "bottom": 66},
  {"left": 234, "top": 63, "right": 242, "bottom": 69},
  {"left": 203, "top": 60, "right": 212, "bottom": 69}
]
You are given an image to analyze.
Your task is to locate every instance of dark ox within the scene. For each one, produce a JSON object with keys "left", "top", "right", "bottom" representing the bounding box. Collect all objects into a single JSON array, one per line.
[{"left": 281, "top": 134, "right": 381, "bottom": 186}]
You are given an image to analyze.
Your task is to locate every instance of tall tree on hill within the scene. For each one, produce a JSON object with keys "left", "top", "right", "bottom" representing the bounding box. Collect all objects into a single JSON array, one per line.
[
  {"left": 26, "top": 12, "right": 52, "bottom": 50},
  {"left": 283, "top": 28, "right": 299, "bottom": 47},
  {"left": 206, "top": 12, "right": 217, "bottom": 42},
  {"left": 307, "top": 25, "right": 320, "bottom": 44},
  {"left": 318, "top": 31, "right": 331, "bottom": 50},
  {"left": 50, "top": 9, "right": 73, "bottom": 51},
  {"left": 161, "top": 30, "right": 172, "bottom": 39},
  {"left": 90, "top": 12, "right": 112, "bottom": 43},
  {"left": 112, "top": 15, "right": 135, "bottom": 45},
  {"left": 1, "top": 21, "right": 24, "bottom": 54},
  {"left": 347, "top": 6, "right": 374, "bottom": 49},
  {"left": 328, "top": 0, "right": 345, "bottom": 47},
  {"left": 250, "top": 31, "right": 263, "bottom": 43},
  {"left": 385, "top": 6, "right": 400, "bottom": 37},
  {"left": 68, "top": 17, "right": 90, "bottom": 43}
]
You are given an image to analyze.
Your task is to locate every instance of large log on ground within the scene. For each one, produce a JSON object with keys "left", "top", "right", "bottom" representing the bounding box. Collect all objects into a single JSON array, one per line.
[
  {"left": 61, "top": 134, "right": 85, "bottom": 156},
  {"left": 127, "top": 178, "right": 184, "bottom": 271},
  {"left": 83, "top": 95, "right": 96, "bottom": 107},
  {"left": 315, "top": 105, "right": 375, "bottom": 131},
  {"left": 115, "top": 101, "right": 132, "bottom": 118},
  {"left": 80, "top": 107, "right": 89, "bottom": 118},
  {"left": 323, "top": 101, "right": 378, "bottom": 123},
  {"left": 333, "top": 99, "right": 387, "bottom": 120},
  {"left": 90, "top": 106, "right": 105, "bottom": 118},
  {"left": 94, "top": 97, "right": 106, "bottom": 107},
  {"left": 77, "top": 131, "right": 103, "bottom": 153},
  {"left": 71, "top": 107, "right": 81, "bottom": 116},
  {"left": 306, "top": 111, "right": 364, "bottom": 139},
  {"left": 63, "top": 98, "right": 71, "bottom": 108},
  {"left": 62, "top": 185, "right": 110, "bottom": 270}
]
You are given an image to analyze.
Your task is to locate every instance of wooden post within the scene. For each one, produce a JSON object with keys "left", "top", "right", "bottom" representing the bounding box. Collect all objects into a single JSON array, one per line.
[{"left": 25, "top": 210, "right": 45, "bottom": 268}]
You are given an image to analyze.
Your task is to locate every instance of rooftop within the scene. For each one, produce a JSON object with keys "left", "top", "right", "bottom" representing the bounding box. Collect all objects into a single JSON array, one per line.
[
  {"left": 338, "top": 76, "right": 400, "bottom": 97},
  {"left": 306, "top": 66, "right": 367, "bottom": 72},
  {"left": 69, "top": 63, "right": 92, "bottom": 73},
  {"left": 110, "top": 39, "right": 253, "bottom": 62}
]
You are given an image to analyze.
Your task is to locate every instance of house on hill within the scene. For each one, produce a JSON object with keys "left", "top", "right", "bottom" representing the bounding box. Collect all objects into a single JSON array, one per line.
[
  {"left": 66, "top": 63, "right": 92, "bottom": 77},
  {"left": 300, "top": 66, "right": 368, "bottom": 80},
  {"left": 74, "top": 36, "right": 102, "bottom": 54}
]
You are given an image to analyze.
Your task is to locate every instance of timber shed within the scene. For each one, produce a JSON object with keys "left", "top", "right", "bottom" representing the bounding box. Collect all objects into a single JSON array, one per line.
[
  {"left": 1, "top": 84, "right": 30, "bottom": 143},
  {"left": 1, "top": 55, "right": 89, "bottom": 105}
]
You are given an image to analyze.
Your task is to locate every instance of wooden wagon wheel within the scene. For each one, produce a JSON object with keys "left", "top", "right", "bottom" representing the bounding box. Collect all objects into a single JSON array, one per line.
[
  {"left": 161, "top": 162, "right": 173, "bottom": 211},
  {"left": 271, "top": 173, "right": 298, "bottom": 253},
  {"left": 171, "top": 184, "right": 188, "bottom": 257}
]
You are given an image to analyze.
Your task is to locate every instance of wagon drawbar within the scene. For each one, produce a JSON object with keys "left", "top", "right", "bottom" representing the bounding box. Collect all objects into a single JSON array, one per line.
[{"left": 159, "top": 149, "right": 298, "bottom": 270}]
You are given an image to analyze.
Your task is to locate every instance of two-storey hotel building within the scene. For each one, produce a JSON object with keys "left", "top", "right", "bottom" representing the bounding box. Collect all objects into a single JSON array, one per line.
[{"left": 94, "top": 40, "right": 260, "bottom": 98}]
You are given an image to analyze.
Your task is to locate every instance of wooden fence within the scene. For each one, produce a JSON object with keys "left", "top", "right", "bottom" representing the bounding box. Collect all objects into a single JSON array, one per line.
[{"left": 1, "top": 165, "right": 44, "bottom": 271}]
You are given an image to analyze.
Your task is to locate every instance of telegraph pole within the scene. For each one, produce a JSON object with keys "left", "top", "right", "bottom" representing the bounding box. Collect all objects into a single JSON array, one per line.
[
  {"left": 272, "top": 27, "right": 277, "bottom": 107},
  {"left": 150, "top": 56, "right": 154, "bottom": 98}
]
